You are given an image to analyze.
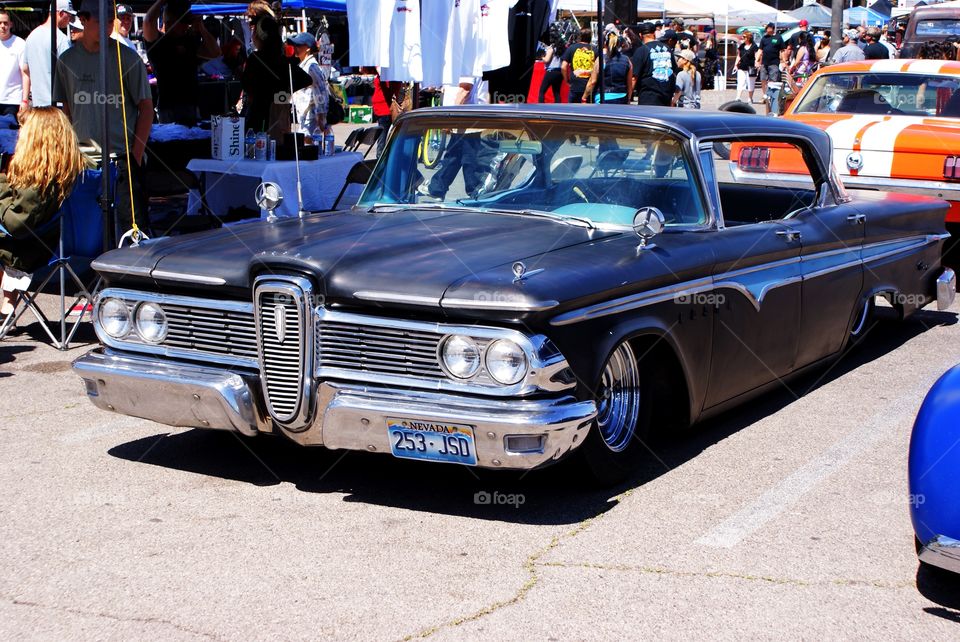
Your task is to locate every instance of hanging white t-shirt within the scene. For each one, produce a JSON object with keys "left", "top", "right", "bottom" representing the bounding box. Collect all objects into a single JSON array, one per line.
[
  {"left": 0, "top": 35, "right": 25, "bottom": 104},
  {"left": 346, "top": 0, "right": 391, "bottom": 68},
  {"left": 420, "top": 0, "right": 452, "bottom": 87},
  {"left": 439, "top": 0, "right": 481, "bottom": 85},
  {"left": 477, "top": 0, "right": 517, "bottom": 73},
  {"left": 380, "top": 0, "right": 422, "bottom": 82}
]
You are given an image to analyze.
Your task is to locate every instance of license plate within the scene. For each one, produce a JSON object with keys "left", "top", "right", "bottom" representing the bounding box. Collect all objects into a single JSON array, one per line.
[{"left": 386, "top": 418, "right": 478, "bottom": 466}]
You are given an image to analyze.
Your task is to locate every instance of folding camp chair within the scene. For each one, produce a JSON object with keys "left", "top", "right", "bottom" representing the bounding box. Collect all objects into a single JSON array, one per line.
[
  {"left": 0, "top": 168, "right": 108, "bottom": 350},
  {"left": 358, "top": 126, "right": 384, "bottom": 159},
  {"left": 341, "top": 127, "right": 363, "bottom": 152},
  {"left": 330, "top": 158, "right": 376, "bottom": 211}
]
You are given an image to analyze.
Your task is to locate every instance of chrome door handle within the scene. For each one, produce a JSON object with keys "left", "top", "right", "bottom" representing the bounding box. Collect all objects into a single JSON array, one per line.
[
  {"left": 847, "top": 213, "right": 866, "bottom": 225},
  {"left": 776, "top": 230, "right": 802, "bottom": 242}
]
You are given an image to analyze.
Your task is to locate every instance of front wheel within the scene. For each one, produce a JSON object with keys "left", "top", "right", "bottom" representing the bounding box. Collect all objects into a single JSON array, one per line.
[{"left": 579, "top": 342, "right": 655, "bottom": 485}]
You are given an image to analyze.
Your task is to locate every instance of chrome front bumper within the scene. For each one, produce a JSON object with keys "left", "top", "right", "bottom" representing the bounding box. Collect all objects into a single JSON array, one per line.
[
  {"left": 919, "top": 535, "right": 960, "bottom": 575},
  {"left": 73, "top": 350, "right": 597, "bottom": 470}
]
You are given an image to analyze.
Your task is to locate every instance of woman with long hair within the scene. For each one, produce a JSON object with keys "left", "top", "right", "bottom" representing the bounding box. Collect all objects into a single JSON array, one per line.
[
  {"left": 673, "top": 49, "right": 701, "bottom": 109},
  {"left": 736, "top": 31, "right": 759, "bottom": 103},
  {"left": 583, "top": 29, "right": 634, "bottom": 104},
  {"left": 0, "top": 107, "right": 87, "bottom": 314}
]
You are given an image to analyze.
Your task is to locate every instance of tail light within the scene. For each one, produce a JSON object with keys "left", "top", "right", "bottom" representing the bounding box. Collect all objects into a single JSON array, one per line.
[
  {"left": 738, "top": 146, "right": 770, "bottom": 172},
  {"left": 945, "top": 156, "right": 960, "bottom": 181}
]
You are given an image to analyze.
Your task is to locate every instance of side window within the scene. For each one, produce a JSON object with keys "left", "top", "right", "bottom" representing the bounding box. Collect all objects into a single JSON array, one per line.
[{"left": 709, "top": 139, "right": 818, "bottom": 227}]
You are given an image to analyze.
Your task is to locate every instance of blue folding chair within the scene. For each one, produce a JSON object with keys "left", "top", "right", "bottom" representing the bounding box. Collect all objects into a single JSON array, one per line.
[{"left": 0, "top": 168, "right": 108, "bottom": 350}]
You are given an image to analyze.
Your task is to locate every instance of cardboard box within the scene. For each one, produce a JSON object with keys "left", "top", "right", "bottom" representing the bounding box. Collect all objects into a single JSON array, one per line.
[
  {"left": 211, "top": 114, "right": 245, "bottom": 160},
  {"left": 349, "top": 105, "right": 373, "bottom": 124}
]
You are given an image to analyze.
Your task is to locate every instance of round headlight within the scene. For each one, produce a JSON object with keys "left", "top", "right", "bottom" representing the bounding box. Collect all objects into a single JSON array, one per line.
[
  {"left": 136, "top": 302, "right": 168, "bottom": 343},
  {"left": 484, "top": 339, "right": 528, "bottom": 385},
  {"left": 441, "top": 335, "right": 481, "bottom": 379},
  {"left": 98, "top": 297, "right": 132, "bottom": 338}
]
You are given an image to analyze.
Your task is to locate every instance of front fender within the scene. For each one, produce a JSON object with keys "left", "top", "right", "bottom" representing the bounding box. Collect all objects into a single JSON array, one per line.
[{"left": 909, "top": 364, "right": 960, "bottom": 545}]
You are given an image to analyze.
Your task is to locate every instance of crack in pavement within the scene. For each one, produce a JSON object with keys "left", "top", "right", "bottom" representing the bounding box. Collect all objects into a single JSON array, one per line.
[
  {"left": 7, "top": 596, "right": 225, "bottom": 640},
  {"left": 535, "top": 561, "right": 916, "bottom": 590}
]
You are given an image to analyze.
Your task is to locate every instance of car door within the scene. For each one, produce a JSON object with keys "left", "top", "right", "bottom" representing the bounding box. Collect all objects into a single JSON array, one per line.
[
  {"left": 780, "top": 197, "right": 865, "bottom": 368},
  {"left": 703, "top": 223, "right": 803, "bottom": 408}
]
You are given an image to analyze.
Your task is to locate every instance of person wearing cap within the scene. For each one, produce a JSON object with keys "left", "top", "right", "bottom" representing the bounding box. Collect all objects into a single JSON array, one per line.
[
  {"left": 0, "top": 10, "right": 28, "bottom": 118},
  {"left": 789, "top": 19, "right": 809, "bottom": 51},
  {"left": 54, "top": 0, "right": 153, "bottom": 235},
  {"left": 561, "top": 27, "right": 598, "bottom": 104},
  {"left": 23, "top": 0, "right": 75, "bottom": 108},
  {"left": 758, "top": 22, "right": 783, "bottom": 99},
  {"left": 832, "top": 29, "right": 865, "bottom": 64},
  {"left": 286, "top": 32, "right": 328, "bottom": 138},
  {"left": 143, "top": 0, "right": 221, "bottom": 126},
  {"left": 673, "top": 49, "right": 701, "bottom": 109},
  {"left": 112, "top": 4, "right": 137, "bottom": 51},
  {"left": 672, "top": 17, "right": 696, "bottom": 53},
  {"left": 632, "top": 22, "right": 677, "bottom": 107}
]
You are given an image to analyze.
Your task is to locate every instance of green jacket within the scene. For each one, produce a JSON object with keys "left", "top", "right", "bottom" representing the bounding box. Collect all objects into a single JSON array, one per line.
[{"left": 0, "top": 174, "right": 63, "bottom": 273}]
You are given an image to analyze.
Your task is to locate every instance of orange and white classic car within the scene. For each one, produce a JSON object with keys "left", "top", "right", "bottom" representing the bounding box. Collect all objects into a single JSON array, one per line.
[{"left": 734, "top": 60, "right": 960, "bottom": 224}]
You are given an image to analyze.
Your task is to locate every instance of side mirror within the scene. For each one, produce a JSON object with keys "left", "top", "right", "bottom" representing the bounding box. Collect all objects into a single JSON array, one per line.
[
  {"left": 633, "top": 206, "right": 665, "bottom": 249},
  {"left": 255, "top": 181, "right": 284, "bottom": 220}
]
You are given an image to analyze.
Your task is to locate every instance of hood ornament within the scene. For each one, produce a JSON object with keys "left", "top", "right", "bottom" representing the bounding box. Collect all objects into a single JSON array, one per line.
[{"left": 512, "top": 261, "right": 544, "bottom": 283}]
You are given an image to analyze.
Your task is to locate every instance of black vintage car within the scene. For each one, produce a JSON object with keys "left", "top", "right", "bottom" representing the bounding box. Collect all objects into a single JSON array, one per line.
[{"left": 74, "top": 105, "right": 956, "bottom": 481}]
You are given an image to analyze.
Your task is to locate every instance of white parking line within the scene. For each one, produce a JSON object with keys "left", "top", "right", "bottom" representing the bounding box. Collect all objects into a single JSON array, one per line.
[{"left": 695, "top": 381, "right": 929, "bottom": 549}]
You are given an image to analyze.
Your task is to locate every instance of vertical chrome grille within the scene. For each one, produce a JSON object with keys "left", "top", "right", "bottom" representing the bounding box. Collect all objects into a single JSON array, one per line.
[{"left": 254, "top": 277, "right": 314, "bottom": 427}]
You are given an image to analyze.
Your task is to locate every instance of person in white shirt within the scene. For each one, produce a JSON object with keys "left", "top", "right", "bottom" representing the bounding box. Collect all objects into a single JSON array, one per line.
[
  {"left": 286, "top": 32, "right": 329, "bottom": 136},
  {"left": 0, "top": 11, "right": 28, "bottom": 117},
  {"left": 23, "top": 0, "right": 75, "bottom": 108}
]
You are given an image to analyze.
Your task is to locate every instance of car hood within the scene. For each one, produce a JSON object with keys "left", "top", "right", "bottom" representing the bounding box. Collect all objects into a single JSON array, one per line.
[
  {"left": 95, "top": 209, "right": 622, "bottom": 312},
  {"left": 788, "top": 113, "right": 960, "bottom": 154}
]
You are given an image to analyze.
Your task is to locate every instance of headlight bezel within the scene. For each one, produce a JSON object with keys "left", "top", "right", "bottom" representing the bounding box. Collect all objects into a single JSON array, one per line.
[
  {"left": 483, "top": 338, "right": 529, "bottom": 385},
  {"left": 135, "top": 301, "right": 169, "bottom": 344},
  {"left": 439, "top": 334, "right": 483, "bottom": 380},
  {"left": 97, "top": 297, "right": 133, "bottom": 339}
]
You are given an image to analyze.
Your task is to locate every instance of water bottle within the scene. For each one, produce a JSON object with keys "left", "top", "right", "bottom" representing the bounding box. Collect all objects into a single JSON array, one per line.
[
  {"left": 254, "top": 131, "right": 267, "bottom": 160},
  {"left": 323, "top": 128, "right": 335, "bottom": 156},
  {"left": 311, "top": 125, "right": 324, "bottom": 149},
  {"left": 244, "top": 128, "right": 255, "bottom": 159}
]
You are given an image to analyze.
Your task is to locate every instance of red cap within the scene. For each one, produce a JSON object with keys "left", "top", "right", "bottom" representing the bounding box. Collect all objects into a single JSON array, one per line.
[{"left": 800, "top": 19, "right": 809, "bottom": 27}]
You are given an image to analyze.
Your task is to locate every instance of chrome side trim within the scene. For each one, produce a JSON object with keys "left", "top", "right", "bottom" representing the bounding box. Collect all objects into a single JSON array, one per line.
[
  {"left": 150, "top": 270, "right": 227, "bottom": 286},
  {"left": 440, "top": 297, "right": 560, "bottom": 312},
  {"left": 551, "top": 234, "right": 943, "bottom": 326},
  {"left": 353, "top": 291, "right": 442, "bottom": 306},
  {"left": 93, "top": 288, "right": 258, "bottom": 369},
  {"left": 91, "top": 260, "right": 154, "bottom": 277}
]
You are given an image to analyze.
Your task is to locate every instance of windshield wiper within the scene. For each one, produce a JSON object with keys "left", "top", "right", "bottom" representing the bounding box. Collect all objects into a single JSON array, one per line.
[
  {"left": 486, "top": 207, "right": 595, "bottom": 230},
  {"left": 367, "top": 202, "right": 477, "bottom": 214},
  {"left": 368, "top": 202, "right": 595, "bottom": 229}
]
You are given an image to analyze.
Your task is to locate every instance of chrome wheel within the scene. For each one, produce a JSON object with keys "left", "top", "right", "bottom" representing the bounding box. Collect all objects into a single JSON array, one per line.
[{"left": 595, "top": 342, "right": 642, "bottom": 453}]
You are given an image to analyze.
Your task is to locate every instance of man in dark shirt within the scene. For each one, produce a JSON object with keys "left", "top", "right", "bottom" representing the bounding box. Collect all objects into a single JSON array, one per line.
[
  {"left": 863, "top": 27, "right": 890, "bottom": 60},
  {"left": 143, "top": 0, "right": 220, "bottom": 125},
  {"left": 758, "top": 22, "right": 784, "bottom": 96},
  {"left": 632, "top": 22, "right": 677, "bottom": 107},
  {"left": 672, "top": 18, "right": 697, "bottom": 53},
  {"left": 561, "top": 27, "right": 598, "bottom": 104},
  {"left": 789, "top": 19, "right": 809, "bottom": 50}
]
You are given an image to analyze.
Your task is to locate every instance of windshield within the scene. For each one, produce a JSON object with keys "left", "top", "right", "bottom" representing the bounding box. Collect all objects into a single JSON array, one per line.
[
  {"left": 915, "top": 19, "right": 960, "bottom": 38},
  {"left": 358, "top": 115, "right": 708, "bottom": 228},
  {"left": 793, "top": 72, "right": 960, "bottom": 118}
]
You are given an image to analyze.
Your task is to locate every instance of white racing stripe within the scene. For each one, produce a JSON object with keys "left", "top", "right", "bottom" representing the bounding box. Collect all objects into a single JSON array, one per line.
[
  {"left": 856, "top": 116, "right": 929, "bottom": 177},
  {"left": 824, "top": 115, "right": 884, "bottom": 175},
  {"left": 906, "top": 60, "right": 947, "bottom": 75},
  {"left": 869, "top": 59, "right": 907, "bottom": 73}
]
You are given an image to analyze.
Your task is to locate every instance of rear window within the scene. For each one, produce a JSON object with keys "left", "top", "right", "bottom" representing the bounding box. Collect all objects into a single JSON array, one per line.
[
  {"left": 793, "top": 72, "right": 960, "bottom": 118},
  {"left": 914, "top": 19, "right": 960, "bottom": 37}
]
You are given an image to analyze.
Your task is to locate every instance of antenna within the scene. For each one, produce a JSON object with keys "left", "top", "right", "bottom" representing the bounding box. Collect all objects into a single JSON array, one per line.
[{"left": 288, "top": 63, "right": 306, "bottom": 217}]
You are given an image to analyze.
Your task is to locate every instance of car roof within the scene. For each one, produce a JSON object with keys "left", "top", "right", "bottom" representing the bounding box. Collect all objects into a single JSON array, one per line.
[
  {"left": 405, "top": 103, "right": 835, "bottom": 170},
  {"left": 819, "top": 60, "right": 960, "bottom": 76}
]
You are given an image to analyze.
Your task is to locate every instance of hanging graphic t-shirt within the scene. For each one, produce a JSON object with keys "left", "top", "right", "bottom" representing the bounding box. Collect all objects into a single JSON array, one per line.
[
  {"left": 561, "top": 43, "right": 596, "bottom": 95},
  {"left": 476, "top": 0, "right": 518, "bottom": 73},
  {"left": 381, "top": 0, "right": 423, "bottom": 81},
  {"left": 346, "top": 0, "right": 391, "bottom": 67}
]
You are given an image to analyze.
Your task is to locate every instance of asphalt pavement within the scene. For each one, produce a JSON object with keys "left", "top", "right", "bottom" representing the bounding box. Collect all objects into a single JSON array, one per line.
[{"left": 1, "top": 290, "right": 959, "bottom": 639}]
